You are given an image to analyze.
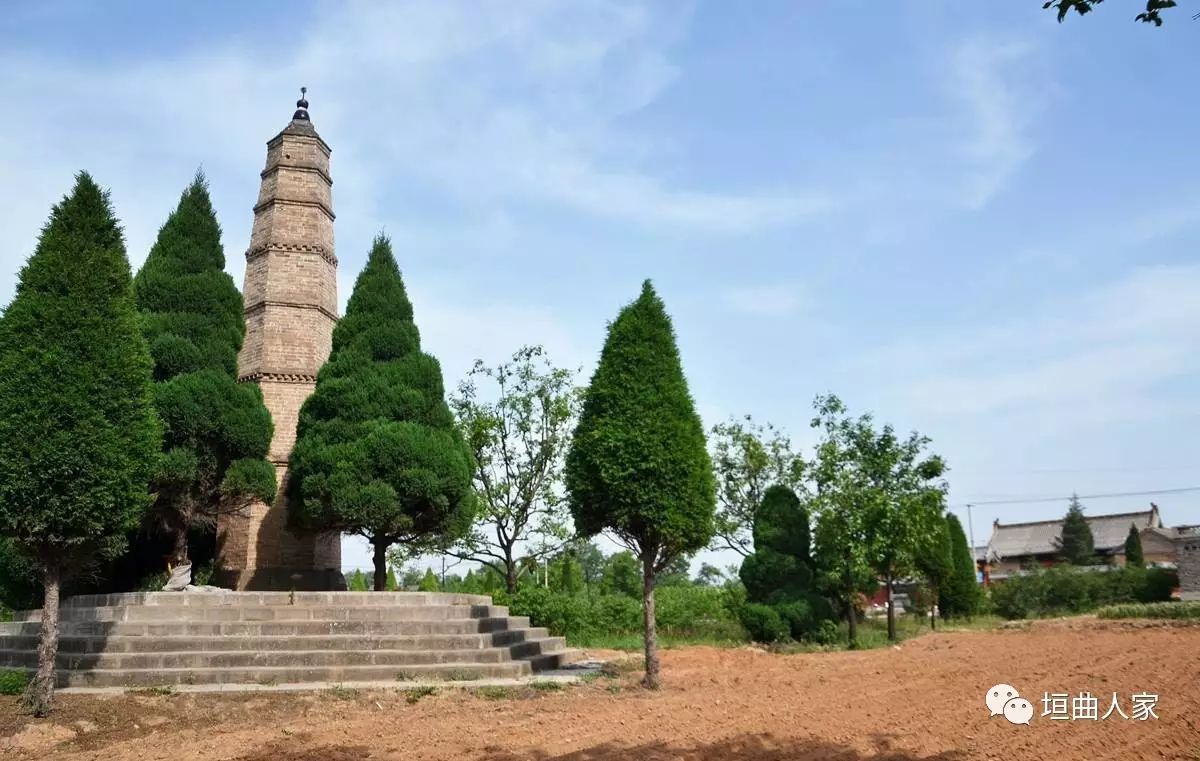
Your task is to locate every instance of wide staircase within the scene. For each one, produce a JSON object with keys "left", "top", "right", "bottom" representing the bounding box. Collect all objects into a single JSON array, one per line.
[{"left": 0, "top": 591, "right": 578, "bottom": 690}]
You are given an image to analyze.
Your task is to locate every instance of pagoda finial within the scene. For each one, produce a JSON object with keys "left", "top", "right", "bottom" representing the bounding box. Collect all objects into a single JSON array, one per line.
[{"left": 293, "top": 87, "right": 310, "bottom": 121}]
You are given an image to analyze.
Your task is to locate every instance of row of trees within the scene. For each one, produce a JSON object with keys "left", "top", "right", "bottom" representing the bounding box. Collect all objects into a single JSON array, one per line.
[
  {"left": 0, "top": 174, "right": 289, "bottom": 714},
  {"left": 0, "top": 171, "right": 973, "bottom": 710}
]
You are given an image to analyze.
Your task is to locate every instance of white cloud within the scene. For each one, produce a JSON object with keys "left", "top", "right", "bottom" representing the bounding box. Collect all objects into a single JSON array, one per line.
[
  {"left": 857, "top": 263, "right": 1200, "bottom": 426},
  {"left": 948, "top": 37, "right": 1038, "bottom": 209}
]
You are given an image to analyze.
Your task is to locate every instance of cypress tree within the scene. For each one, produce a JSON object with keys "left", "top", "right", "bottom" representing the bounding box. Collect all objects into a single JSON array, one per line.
[
  {"left": 289, "top": 235, "right": 474, "bottom": 591},
  {"left": 0, "top": 173, "right": 160, "bottom": 715},
  {"left": 566, "top": 280, "right": 715, "bottom": 688},
  {"left": 133, "top": 174, "right": 275, "bottom": 572},
  {"left": 739, "top": 485, "right": 814, "bottom": 603},
  {"left": 940, "top": 513, "right": 980, "bottom": 618},
  {"left": 914, "top": 517, "right": 954, "bottom": 629},
  {"left": 1124, "top": 523, "right": 1144, "bottom": 567},
  {"left": 1057, "top": 493, "right": 1095, "bottom": 565}
]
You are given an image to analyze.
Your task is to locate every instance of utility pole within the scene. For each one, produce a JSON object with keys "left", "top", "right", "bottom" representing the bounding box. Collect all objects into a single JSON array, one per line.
[{"left": 966, "top": 503, "right": 976, "bottom": 557}]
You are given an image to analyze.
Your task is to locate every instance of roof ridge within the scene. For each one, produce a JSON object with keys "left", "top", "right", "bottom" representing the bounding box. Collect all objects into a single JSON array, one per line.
[{"left": 994, "top": 509, "right": 1153, "bottom": 530}]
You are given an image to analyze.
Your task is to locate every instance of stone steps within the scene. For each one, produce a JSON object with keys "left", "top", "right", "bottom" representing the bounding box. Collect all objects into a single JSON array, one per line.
[
  {"left": 58, "top": 661, "right": 533, "bottom": 688},
  {"left": 12, "top": 604, "right": 509, "bottom": 623},
  {"left": 0, "top": 617, "right": 532, "bottom": 638},
  {"left": 0, "top": 629, "right": 555, "bottom": 653},
  {"left": 1, "top": 591, "right": 578, "bottom": 690}
]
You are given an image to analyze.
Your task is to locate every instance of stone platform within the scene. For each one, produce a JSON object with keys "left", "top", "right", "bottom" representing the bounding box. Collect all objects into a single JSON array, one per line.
[{"left": 0, "top": 591, "right": 579, "bottom": 690}]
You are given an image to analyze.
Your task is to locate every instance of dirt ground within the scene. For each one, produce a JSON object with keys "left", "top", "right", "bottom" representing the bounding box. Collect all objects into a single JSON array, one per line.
[{"left": 1, "top": 618, "right": 1197, "bottom": 761}]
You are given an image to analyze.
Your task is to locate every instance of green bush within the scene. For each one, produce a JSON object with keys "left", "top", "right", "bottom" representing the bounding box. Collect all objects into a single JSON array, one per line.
[
  {"left": 1097, "top": 601, "right": 1200, "bottom": 620},
  {"left": 0, "top": 668, "right": 29, "bottom": 696},
  {"left": 988, "top": 566, "right": 1179, "bottom": 620},
  {"left": 738, "top": 603, "right": 789, "bottom": 643},
  {"left": 813, "top": 619, "right": 842, "bottom": 645},
  {"left": 655, "top": 586, "right": 728, "bottom": 632}
]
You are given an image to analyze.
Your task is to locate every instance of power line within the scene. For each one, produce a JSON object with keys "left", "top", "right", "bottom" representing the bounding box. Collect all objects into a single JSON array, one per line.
[{"left": 955, "top": 485, "right": 1200, "bottom": 508}]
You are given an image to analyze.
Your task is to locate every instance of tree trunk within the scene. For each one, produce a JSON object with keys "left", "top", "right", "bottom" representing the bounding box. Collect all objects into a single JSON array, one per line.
[
  {"left": 641, "top": 551, "right": 660, "bottom": 689},
  {"left": 172, "top": 524, "right": 189, "bottom": 566},
  {"left": 930, "top": 589, "right": 937, "bottom": 631},
  {"left": 844, "top": 554, "right": 857, "bottom": 647},
  {"left": 505, "top": 562, "right": 518, "bottom": 595},
  {"left": 27, "top": 562, "right": 61, "bottom": 717},
  {"left": 372, "top": 540, "right": 387, "bottom": 592},
  {"left": 885, "top": 567, "right": 896, "bottom": 642}
]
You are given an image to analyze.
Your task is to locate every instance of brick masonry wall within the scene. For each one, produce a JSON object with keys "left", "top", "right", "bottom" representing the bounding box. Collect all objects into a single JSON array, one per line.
[
  {"left": 217, "top": 117, "right": 341, "bottom": 587},
  {"left": 1178, "top": 535, "right": 1200, "bottom": 601}
]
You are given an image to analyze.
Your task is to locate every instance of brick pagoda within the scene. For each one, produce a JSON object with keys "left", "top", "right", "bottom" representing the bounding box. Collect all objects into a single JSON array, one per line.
[{"left": 216, "top": 90, "right": 343, "bottom": 590}]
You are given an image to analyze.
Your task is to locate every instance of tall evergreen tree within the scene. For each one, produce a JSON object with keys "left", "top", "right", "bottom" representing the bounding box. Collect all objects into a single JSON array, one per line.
[
  {"left": 1056, "top": 493, "right": 1095, "bottom": 565},
  {"left": 289, "top": 235, "right": 474, "bottom": 590},
  {"left": 133, "top": 174, "right": 275, "bottom": 571},
  {"left": 1124, "top": 523, "right": 1145, "bottom": 567},
  {"left": 566, "top": 280, "right": 715, "bottom": 689},
  {"left": 939, "top": 513, "right": 980, "bottom": 618},
  {"left": 739, "top": 485, "right": 813, "bottom": 603},
  {"left": 914, "top": 517, "right": 953, "bottom": 629},
  {"left": 0, "top": 173, "right": 160, "bottom": 715}
]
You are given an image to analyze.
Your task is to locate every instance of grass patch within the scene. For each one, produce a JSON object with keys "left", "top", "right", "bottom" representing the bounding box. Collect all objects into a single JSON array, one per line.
[
  {"left": 572, "top": 632, "right": 746, "bottom": 651},
  {"left": 405, "top": 685, "right": 437, "bottom": 704},
  {"left": 324, "top": 684, "right": 359, "bottom": 700},
  {"left": 442, "top": 669, "right": 482, "bottom": 682},
  {"left": 605, "top": 683, "right": 623, "bottom": 694},
  {"left": 128, "top": 685, "right": 173, "bottom": 696},
  {"left": 474, "top": 685, "right": 515, "bottom": 700},
  {"left": 394, "top": 670, "right": 417, "bottom": 682},
  {"left": 0, "top": 668, "right": 29, "bottom": 696},
  {"left": 1097, "top": 601, "right": 1200, "bottom": 620},
  {"left": 529, "top": 680, "right": 564, "bottom": 692}
]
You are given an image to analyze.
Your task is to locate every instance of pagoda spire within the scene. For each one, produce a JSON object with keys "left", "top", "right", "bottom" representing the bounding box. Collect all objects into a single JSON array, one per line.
[{"left": 293, "top": 86, "right": 310, "bottom": 121}]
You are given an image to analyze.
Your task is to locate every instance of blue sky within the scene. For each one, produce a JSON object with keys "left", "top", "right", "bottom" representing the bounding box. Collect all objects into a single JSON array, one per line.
[{"left": 2, "top": 1, "right": 1199, "bottom": 573}]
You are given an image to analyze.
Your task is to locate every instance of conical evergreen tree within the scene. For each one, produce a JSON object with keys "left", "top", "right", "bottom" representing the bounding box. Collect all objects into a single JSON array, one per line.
[
  {"left": 1057, "top": 493, "right": 1095, "bottom": 565},
  {"left": 133, "top": 174, "right": 275, "bottom": 573},
  {"left": 566, "top": 280, "right": 715, "bottom": 688},
  {"left": 0, "top": 173, "right": 160, "bottom": 715},
  {"left": 939, "top": 513, "right": 980, "bottom": 618},
  {"left": 1124, "top": 523, "right": 1144, "bottom": 567},
  {"left": 290, "top": 235, "right": 474, "bottom": 590},
  {"left": 739, "top": 485, "right": 814, "bottom": 603}
]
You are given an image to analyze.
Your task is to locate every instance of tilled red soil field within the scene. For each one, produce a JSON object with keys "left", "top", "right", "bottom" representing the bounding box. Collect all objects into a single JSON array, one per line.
[{"left": 2, "top": 619, "right": 1197, "bottom": 761}]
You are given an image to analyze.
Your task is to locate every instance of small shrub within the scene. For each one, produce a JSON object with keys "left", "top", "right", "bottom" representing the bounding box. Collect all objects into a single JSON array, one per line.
[
  {"left": 324, "top": 685, "right": 358, "bottom": 700},
  {"left": 128, "top": 685, "right": 173, "bottom": 696},
  {"left": 475, "top": 686, "right": 514, "bottom": 700},
  {"left": 405, "top": 685, "right": 437, "bottom": 704},
  {"left": 395, "top": 670, "right": 416, "bottom": 682},
  {"left": 0, "top": 669, "right": 29, "bottom": 696},
  {"left": 443, "top": 669, "right": 482, "bottom": 682},
  {"left": 738, "top": 603, "right": 788, "bottom": 643},
  {"left": 813, "top": 619, "right": 842, "bottom": 645},
  {"left": 1097, "top": 601, "right": 1200, "bottom": 620},
  {"left": 530, "top": 680, "right": 564, "bottom": 692}
]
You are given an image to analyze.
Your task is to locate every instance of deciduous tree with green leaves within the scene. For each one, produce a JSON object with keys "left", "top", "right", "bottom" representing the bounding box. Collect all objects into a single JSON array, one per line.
[
  {"left": 289, "top": 235, "right": 475, "bottom": 590},
  {"left": 0, "top": 174, "right": 160, "bottom": 715},
  {"left": 1043, "top": 0, "right": 1178, "bottom": 26},
  {"left": 133, "top": 174, "right": 276, "bottom": 571},
  {"left": 807, "top": 395, "right": 884, "bottom": 647},
  {"left": 1056, "top": 494, "right": 1095, "bottom": 565},
  {"left": 851, "top": 420, "right": 948, "bottom": 642},
  {"left": 710, "top": 416, "right": 804, "bottom": 557},
  {"left": 566, "top": 281, "right": 715, "bottom": 688},
  {"left": 448, "top": 345, "right": 581, "bottom": 593}
]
